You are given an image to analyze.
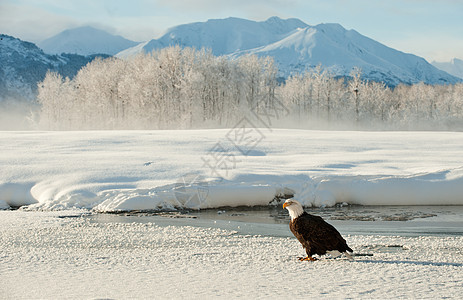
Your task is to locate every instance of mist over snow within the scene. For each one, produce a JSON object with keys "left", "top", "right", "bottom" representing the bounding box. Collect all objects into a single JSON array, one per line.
[{"left": 1, "top": 130, "right": 463, "bottom": 211}]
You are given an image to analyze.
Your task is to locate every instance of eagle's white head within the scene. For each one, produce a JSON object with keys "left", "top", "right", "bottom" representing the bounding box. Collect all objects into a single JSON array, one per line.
[{"left": 283, "top": 199, "right": 304, "bottom": 220}]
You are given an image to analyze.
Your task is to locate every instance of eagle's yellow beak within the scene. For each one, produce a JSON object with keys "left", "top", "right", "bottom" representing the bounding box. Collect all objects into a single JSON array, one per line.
[{"left": 283, "top": 202, "right": 290, "bottom": 209}]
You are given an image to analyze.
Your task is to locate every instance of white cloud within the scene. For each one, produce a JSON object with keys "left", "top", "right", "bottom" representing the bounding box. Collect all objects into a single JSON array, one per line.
[
  {"left": 0, "top": 2, "right": 161, "bottom": 42},
  {"left": 0, "top": 3, "right": 79, "bottom": 42}
]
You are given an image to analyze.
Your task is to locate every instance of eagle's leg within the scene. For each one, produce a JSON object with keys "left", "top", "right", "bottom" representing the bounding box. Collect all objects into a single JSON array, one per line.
[{"left": 297, "top": 256, "right": 318, "bottom": 261}]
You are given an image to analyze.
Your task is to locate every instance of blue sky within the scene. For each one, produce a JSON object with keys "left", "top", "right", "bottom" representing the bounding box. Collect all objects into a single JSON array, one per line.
[{"left": 1, "top": 0, "right": 462, "bottom": 62}]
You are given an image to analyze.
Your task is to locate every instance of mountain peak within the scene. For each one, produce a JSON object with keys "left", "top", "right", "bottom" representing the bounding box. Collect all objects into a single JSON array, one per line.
[
  {"left": 265, "top": 16, "right": 284, "bottom": 22},
  {"left": 316, "top": 23, "right": 346, "bottom": 31},
  {"left": 0, "top": 34, "right": 104, "bottom": 103},
  {"left": 118, "top": 16, "right": 307, "bottom": 58},
  {"left": 265, "top": 16, "right": 307, "bottom": 27},
  {"left": 230, "top": 20, "right": 460, "bottom": 86},
  {"left": 1, "top": 34, "right": 48, "bottom": 62},
  {"left": 117, "top": 16, "right": 462, "bottom": 86},
  {"left": 432, "top": 58, "right": 463, "bottom": 79},
  {"left": 57, "top": 26, "right": 110, "bottom": 37},
  {"left": 39, "top": 26, "right": 138, "bottom": 56}
]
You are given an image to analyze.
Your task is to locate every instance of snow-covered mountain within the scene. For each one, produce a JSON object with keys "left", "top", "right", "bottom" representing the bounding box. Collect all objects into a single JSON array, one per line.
[
  {"left": 0, "top": 34, "right": 107, "bottom": 102},
  {"left": 39, "top": 26, "right": 138, "bottom": 56},
  {"left": 117, "top": 17, "right": 461, "bottom": 86},
  {"left": 432, "top": 58, "right": 463, "bottom": 79},
  {"left": 232, "top": 23, "right": 461, "bottom": 86},
  {"left": 117, "top": 16, "right": 307, "bottom": 57}
]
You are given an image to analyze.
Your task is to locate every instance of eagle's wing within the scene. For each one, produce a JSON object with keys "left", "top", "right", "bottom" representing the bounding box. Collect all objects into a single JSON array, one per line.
[{"left": 295, "top": 214, "right": 349, "bottom": 253}]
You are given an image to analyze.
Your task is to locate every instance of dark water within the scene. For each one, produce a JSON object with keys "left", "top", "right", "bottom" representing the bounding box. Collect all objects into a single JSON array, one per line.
[{"left": 90, "top": 205, "right": 463, "bottom": 237}]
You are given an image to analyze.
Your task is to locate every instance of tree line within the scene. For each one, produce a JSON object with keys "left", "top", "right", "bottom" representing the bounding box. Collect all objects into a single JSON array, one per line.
[{"left": 37, "top": 46, "right": 463, "bottom": 130}]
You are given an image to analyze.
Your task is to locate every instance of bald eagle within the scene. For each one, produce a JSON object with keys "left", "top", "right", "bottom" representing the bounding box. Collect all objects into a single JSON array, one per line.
[{"left": 283, "top": 199, "right": 353, "bottom": 261}]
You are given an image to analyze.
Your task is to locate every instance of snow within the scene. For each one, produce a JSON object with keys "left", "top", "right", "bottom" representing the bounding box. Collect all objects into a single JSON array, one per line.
[
  {"left": 1, "top": 129, "right": 463, "bottom": 212},
  {"left": 115, "top": 17, "right": 461, "bottom": 86},
  {"left": 0, "top": 34, "right": 54, "bottom": 64},
  {"left": 232, "top": 23, "right": 461, "bottom": 86},
  {"left": 0, "top": 210, "right": 462, "bottom": 299},
  {"left": 116, "top": 16, "right": 307, "bottom": 58}
]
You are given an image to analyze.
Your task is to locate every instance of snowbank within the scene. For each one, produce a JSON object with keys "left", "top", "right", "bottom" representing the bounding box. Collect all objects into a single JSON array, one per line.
[
  {"left": 1, "top": 130, "right": 463, "bottom": 211},
  {"left": 297, "top": 168, "right": 463, "bottom": 207}
]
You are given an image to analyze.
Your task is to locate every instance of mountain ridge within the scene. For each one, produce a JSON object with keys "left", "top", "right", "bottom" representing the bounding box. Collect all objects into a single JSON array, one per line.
[
  {"left": 2, "top": 16, "right": 462, "bottom": 102},
  {"left": 231, "top": 22, "right": 458, "bottom": 86},
  {"left": 116, "top": 16, "right": 461, "bottom": 86},
  {"left": 0, "top": 34, "right": 107, "bottom": 103},
  {"left": 118, "top": 16, "right": 307, "bottom": 58}
]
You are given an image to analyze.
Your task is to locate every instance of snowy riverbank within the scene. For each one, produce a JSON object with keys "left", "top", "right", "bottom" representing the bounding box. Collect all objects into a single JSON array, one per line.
[
  {"left": 0, "top": 210, "right": 462, "bottom": 299},
  {"left": 1, "top": 129, "right": 463, "bottom": 211}
]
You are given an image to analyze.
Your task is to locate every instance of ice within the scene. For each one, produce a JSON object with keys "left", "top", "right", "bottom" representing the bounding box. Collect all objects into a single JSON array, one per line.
[
  {"left": 0, "top": 210, "right": 462, "bottom": 299},
  {"left": 1, "top": 129, "right": 463, "bottom": 211}
]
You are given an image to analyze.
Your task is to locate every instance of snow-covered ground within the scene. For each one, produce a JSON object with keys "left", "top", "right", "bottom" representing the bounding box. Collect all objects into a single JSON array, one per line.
[
  {"left": 1, "top": 210, "right": 462, "bottom": 299},
  {"left": 2, "top": 128, "right": 462, "bottom": 298},
  {"left": 1, "top": 129, "right": 463, "bottom": 211}
]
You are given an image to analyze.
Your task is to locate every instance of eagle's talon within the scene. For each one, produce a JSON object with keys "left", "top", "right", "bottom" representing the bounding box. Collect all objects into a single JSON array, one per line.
[{"left": 297, "top": 256, "right": 318, "bottom": 261}]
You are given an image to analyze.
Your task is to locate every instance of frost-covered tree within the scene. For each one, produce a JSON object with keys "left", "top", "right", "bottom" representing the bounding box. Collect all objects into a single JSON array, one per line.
[
  {"left": 38, "top": 47, "right": 279, "bottom": 130},
  {"left": 348, "top": 67, "right": 363, "bottom": 124},
  {"left": 37, "top": 71, "right": 64, "bottom": 129},
  {"left": 37, "top": 47, "right": 463, "bottom": 131}
]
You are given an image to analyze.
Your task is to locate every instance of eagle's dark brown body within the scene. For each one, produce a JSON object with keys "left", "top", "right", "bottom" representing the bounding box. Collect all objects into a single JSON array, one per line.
[{"left": 290, "top": 212, "right": 353, "bottom": 257}]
